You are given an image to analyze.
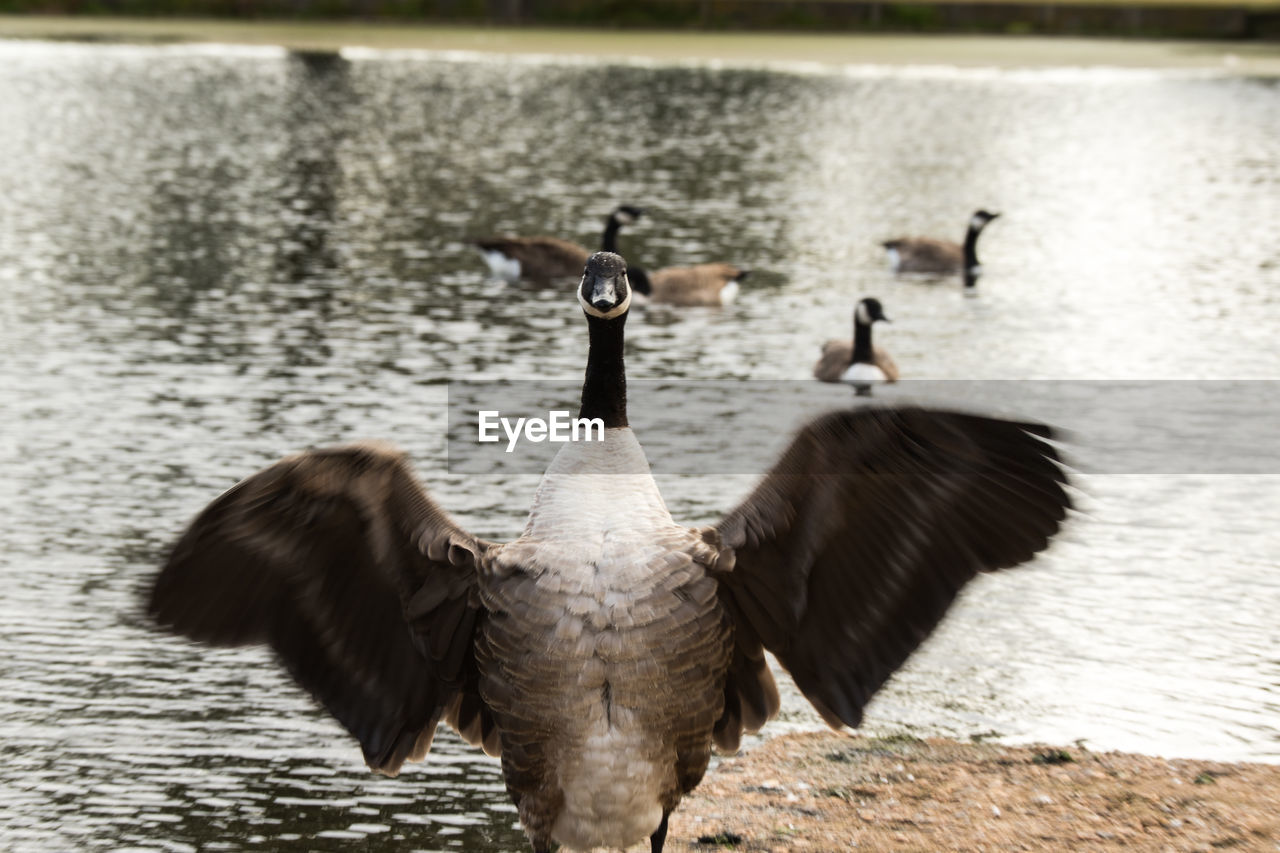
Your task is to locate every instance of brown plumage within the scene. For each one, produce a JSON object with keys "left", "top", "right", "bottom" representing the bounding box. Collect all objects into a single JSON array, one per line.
[
  {"left": 148, "top": 441, "right": 497, "bottom": 772},
  {"left": 882, "top": 237, "right": 964, "bottom": 274},
  {"left": 473, "top": 235, "right": 590, "bottom": 280},
  {"left": 473, "top": 205, "right": 644, "bottom": 282},
  {"left": 884, "top": 210, "right": 1000, "bottom": 278},
  {"left": 713, "top": 408, "right": 1070, "bottom": 731},
  {"left": 148, "top": 252, "right": 1070, "bottom": 853},
  {"left": 637, "top": 262, "right": 748, "bottom": 306},
  {"left": 813, "top": 339, "right": 899, "bottom": 383}
]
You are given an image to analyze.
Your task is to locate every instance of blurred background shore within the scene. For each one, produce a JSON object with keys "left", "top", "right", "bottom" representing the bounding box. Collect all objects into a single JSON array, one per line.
[{"left": 3, "top": 14, "right": 1280, "bottom": 74}]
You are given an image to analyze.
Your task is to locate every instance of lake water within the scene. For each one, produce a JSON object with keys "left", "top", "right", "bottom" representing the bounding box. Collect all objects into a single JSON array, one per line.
[{"left": 1, "top": 38, "right": 1278, "bottom": 852}]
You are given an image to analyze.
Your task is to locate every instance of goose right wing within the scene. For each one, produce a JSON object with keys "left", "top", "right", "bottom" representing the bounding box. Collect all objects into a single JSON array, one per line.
[
  {"left": 148, "top": 442, "right": 498, "bottom": 773},
  {"left": 711, "top": 408, "right": 1070, "bottom": 733}
]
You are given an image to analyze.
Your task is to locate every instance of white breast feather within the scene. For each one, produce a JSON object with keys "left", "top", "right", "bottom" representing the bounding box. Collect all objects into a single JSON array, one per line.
[
  {"left": 516, "top": 429, "right": 684, "bottom": 849},
  {"left": 842, "top": 362, "right": 888, "bottom": 383},
  {"left": 480, "top": 249, "right": 522, "bottom": 281}
]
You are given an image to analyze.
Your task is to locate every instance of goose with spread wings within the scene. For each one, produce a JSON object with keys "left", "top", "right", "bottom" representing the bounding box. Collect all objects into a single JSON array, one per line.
[{"left": 149, "top": 251, "right": 1070, "bottom": 853}]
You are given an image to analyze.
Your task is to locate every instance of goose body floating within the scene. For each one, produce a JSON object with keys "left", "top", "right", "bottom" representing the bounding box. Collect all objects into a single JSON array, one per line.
[
  {"left": 629, "top": 262, "right": 749, "bottom": 307},
  {"left": 473, "top": 205, "right": 644, "bottom": 281},
  {"left": 149, "top": 252, "right": 1070, "bottom": 853},
  {"left": 813, "top": 297, "right": 900, "bottom": 386},
  {"left": 883, "top": 209, "right": 1000, "bottom": 279}
]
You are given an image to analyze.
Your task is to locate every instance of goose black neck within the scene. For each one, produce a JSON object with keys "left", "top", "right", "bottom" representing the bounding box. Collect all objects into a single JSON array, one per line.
[
  {"left": 627, "top": 265, "right": 652, "bottom": 296},
  {"left": 601, "top": 217, "right": 623, "bottom": 253},
  {"left": 963, "top": 224, "right": 982, "bottom": 270},
  {"left": 579, "top": 312, "right": 628, "bottom": 427},
  {"left": 852, "top": 317, "right": 874, "bottom": 365}
]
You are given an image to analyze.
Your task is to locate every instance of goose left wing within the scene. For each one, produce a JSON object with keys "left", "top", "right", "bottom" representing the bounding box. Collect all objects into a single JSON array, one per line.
[
  {"left": 148, "top": 442, "right": 497, "bottom": 774},
  {"left": 709, "top": 408, "right": 1070, "bottom": 733}
]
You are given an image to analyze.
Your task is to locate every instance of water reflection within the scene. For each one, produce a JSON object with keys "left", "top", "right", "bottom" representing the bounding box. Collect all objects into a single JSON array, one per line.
[{"left": 1, "top": 40, "right": 1278, "bottom": 852}]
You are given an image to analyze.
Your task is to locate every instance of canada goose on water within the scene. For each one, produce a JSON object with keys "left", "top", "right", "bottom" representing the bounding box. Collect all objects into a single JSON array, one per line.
[
  {"left": 883, "top": 209, "right": 1000, "bottom": 278},
  {"left": 473, "top": 204, "right": 644, "bottom": 281},
  {"left": 149, "top": 252, "right": 1070, "bottom": 853},
  {"left": 813, "top": 297, "right": 900, "bottom": 386},
  {"left": 628, "top": 262, "right": 749, "bottom": 306}
]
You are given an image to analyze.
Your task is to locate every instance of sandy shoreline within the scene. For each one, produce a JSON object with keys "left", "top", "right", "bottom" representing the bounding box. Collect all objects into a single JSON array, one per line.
[
  {"left": 667, "top": 731, "right": 1280, "bottom": 851},
  {"left": 3, "top": 16, "right": 1280, "bottom": 74}
]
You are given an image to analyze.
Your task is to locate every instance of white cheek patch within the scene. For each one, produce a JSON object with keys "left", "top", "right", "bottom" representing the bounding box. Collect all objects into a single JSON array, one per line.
[
  {"left": 578, "top": 280, "right": 632, "bottom": 319},
  {"left": 885, "top": 247, "right": 901, "bottom": 270},
  {"left": 971, "top": 214, "right": 988, "bottom": 229},
  {"left": 856, "top": 302, "right": 872, "bottom": 325}
]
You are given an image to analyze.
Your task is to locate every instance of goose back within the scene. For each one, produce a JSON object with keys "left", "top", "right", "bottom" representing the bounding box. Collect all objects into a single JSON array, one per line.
[
  {"left": 474, "top": 236, "right": 591, "bottom": 281},
  {"left": 476, "top": 431, "right": 732, "bottom": 850},
  {"left": 882, "top": 237, "right": 963, "bottom": 274},
  {"left": 474, "top": 206, "right": 644, "bottom": 282},
  {"left": 647, "top": 263, "right": 747, "bottom": 306}
]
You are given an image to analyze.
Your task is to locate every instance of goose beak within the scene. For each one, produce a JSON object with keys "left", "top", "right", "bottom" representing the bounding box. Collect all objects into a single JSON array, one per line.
[{"left": 589, "top": 275, "right": 620, "bottom": 311}]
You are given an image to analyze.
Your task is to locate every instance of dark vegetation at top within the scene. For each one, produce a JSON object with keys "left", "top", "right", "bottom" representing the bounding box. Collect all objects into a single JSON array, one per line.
[{"left": 3, "top": 0, "right": 1279, "bottom": 40}]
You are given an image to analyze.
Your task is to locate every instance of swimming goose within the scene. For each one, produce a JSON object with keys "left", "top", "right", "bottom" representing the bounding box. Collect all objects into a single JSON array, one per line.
[
  {"left": 628, "top": 262, "right": 749, "bottom": 306},
  {"left": 473, "top": 204, "right": 644, "bottom": 281},
  {"left": 813, "top": 297, "right": 899, "bottom": 385},
  {"left": 149, "top": 252, "right": 1070, "bottom": 853},
  {"left": 883, "top": 209, "right": 1000, "bottom": 278}
]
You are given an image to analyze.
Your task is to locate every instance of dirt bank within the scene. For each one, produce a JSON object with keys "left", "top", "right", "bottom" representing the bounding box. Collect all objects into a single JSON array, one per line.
[{"left": 667, "top": 732, "right": 1280, "bottom": 851}]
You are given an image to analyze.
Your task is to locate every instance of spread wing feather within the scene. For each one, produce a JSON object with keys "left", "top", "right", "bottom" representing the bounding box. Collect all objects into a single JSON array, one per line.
[
  {"left": 713, "top": 408, "right": 1070, "bottom": 730},
  {"left": 148, "top": 442, "right": 496, "bottom": 774}
]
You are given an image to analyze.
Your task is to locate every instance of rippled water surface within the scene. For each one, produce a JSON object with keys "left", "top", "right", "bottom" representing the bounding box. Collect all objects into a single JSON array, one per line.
[{"left": 1, "top": 39, "right": 1278, "bottom": 852}]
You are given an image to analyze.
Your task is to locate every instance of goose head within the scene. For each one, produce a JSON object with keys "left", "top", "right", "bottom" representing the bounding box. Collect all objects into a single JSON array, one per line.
[
  {"left": 610, "top": 205, "right": 645, "bottom": 227},
  {"left": 855, "top": 297, "right": 891, "bottom": 328},
  {"left": 578, "top": 251, "right": 633, "bottom": 319},
  {"left": 970, "top": 209, "right": 1000, "bottom": 232}
]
